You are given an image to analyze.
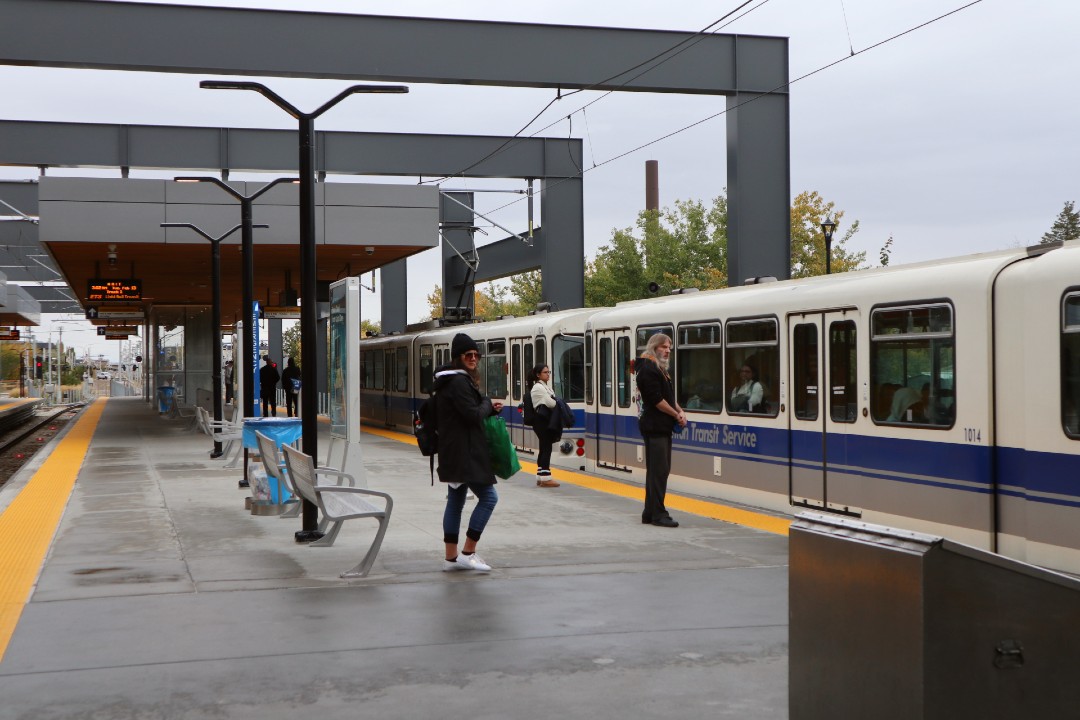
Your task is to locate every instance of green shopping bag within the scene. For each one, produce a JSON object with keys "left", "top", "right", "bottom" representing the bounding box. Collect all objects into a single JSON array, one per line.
[{"left": 483, "top": 415, "right": 521, "bottom": 479}]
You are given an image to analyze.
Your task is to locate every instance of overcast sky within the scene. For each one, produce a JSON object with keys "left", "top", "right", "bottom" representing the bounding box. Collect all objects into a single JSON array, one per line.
[{"left": 4, "top": 0, "right": 1078, "bottom": 359}]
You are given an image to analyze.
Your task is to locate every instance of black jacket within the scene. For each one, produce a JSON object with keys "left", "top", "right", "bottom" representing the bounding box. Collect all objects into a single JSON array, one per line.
[
  {"left": 259, "top": 362, "right": 280, "bottom": 391},
  {"left": 636, "top": 356, "right": 676, "bottom": 436},
  {"left": 432, "top": 366, "right": 497, "bottom": 486}
]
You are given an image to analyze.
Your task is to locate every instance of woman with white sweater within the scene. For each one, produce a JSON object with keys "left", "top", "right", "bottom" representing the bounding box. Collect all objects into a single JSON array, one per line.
[{"left": 528, "top": 364, "right": 560, "bottom": 487}]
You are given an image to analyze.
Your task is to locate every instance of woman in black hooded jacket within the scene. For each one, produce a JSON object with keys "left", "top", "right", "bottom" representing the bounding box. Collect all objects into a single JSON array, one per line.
[{"left": 434, "top": 333, "right": 504, "bottom": 572}]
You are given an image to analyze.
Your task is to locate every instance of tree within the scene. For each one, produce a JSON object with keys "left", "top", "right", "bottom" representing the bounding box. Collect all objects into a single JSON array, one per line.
[
  {"left": 585, "top": 196, "right": 729, "bottom": 306},
  {"left": 789, "top": 191, "right": 866, "bottom": 278},
  {"left": 424, "top": 283, "right": 529, "bottom": 322},
  {"left": 584, "top": 190, "right": 878, "bottom": 305},
  {"left": 282, "top": 322, "right": 301, "bottom": 364},
  {"left": 506, "top": 270, "right": 543, "bottom": 312},
  {"left": 1041, "top": 201, "right": 1080, "bottom": 244}
]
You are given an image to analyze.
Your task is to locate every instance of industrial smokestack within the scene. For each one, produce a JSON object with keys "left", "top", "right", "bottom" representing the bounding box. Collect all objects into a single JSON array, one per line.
[{"left": 645, "top": 160, "right": 659, "bottom": 212}]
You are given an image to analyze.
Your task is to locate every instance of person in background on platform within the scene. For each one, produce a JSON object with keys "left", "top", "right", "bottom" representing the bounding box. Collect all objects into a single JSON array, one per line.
[
  {"left": 528, "top": 363, "right": 560, "bottom": 488},
  {"left": 280, "top": 357, "right": 301, "bottom": 418},
  {"left": 259, "top": 355, "right": 280, "bottom": 417},
  {"left": 635, "top": 332, "right": 686, "bottom": 528},
  {"left": 224, "top": 360, "right": 234, "bottom": 405},
  {"left": 435, "top": 333, "right": 504, "bottom": 572}
]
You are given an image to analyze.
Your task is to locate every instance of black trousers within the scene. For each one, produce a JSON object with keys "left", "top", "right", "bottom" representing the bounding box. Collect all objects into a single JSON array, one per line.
[
  {"left": 642, "top": 433, "right": 672, "bottom": 522},
  {"left": 260, "top": 389, "right": 276, "bottom": 417},
  {"left": 285, "top": 391, "right": 299, "bottom": 417},
  {"left": 533, "top": 424, "right": 555, "bottom": 471}
]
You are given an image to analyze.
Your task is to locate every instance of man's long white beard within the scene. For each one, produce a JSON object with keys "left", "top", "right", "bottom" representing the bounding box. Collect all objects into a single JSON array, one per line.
[{"left": 656, "top": 355, "right": 670, "bottom": 372}]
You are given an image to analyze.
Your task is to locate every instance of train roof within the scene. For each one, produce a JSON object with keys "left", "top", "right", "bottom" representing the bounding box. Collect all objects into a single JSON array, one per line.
[{"left": 586, "top": 244, "right": 1063, "bottom": 327}]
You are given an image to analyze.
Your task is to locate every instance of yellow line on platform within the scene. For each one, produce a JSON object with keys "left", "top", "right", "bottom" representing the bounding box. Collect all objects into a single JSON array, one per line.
[
  {"left": 360, "top": 424, "right": 790, "bottom": 537},
  {"left": 0, "top": 398, "right": 106, "bottom": 662}
]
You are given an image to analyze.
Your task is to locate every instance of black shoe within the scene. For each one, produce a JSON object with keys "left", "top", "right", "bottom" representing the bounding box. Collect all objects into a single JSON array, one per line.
[
  {"left": 294, "top": 530, "right": 325, "bottom": 543},
  {"left": 209, "top": 450, "right": 223, "bottom": 459},
  {"left": 652, "top": 516, "right": 679, "bottom": 528},
  {"left": 642, "top": 516, "right": 653, "bottom": 525},
  {"left": 238, "top": 479, "right": 250, "bottom": 488}
]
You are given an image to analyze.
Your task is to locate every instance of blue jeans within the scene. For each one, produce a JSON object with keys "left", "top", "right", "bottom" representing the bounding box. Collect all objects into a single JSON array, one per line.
[{"left": 443, "top": 484, "right": 498, "bottom": 544}]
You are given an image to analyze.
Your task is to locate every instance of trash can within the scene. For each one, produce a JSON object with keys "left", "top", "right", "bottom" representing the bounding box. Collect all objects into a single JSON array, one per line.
[{"left": 157, "top": 386, "right": 175, "bottom": 414}]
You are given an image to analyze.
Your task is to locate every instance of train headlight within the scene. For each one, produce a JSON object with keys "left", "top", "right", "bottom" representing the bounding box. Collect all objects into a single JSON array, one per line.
[{"left": 559, "top": 440, "right": 574, "bottom": 454}]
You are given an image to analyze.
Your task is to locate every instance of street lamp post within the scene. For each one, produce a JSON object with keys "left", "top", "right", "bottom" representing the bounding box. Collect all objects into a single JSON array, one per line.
[
  {"left": 174, "top": 176, "right": 296, "bottom": 422},
  {"left": 201, "top": 80, "right": 408, "bottom": 541},
  {"left": 160, "top": 221, "right": 265, "bottom": 457},
  {"left": 820, "top": 217, "right": 838, "bottom": 275}
]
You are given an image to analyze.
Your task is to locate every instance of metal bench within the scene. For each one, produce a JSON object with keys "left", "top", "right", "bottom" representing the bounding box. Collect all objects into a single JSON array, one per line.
[
  {"left": 196, "top": 406, "right": 243, "bottom": 466},
  {"left": 281, "top": 444, "right": 393, "bottom": 578},
  {"left": 166, "top": 393, "right": 199, "bottom": 429}
]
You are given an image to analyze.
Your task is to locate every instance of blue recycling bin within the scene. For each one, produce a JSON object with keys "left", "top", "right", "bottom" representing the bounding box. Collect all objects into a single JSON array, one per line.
[{"left": 157, "top": 386, "right": 176, "bottom": 413}]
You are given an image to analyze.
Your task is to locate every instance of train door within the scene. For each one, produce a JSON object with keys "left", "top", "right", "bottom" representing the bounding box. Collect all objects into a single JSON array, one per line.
[
  {"left": 509, "top": 337, "right": 535, "bottom": 450},
  {"left": 788, "top": 311, "right": 860, "bottom": 509},
  {"left": 595, "top": 328, "right": 633, "bottom": 471}
]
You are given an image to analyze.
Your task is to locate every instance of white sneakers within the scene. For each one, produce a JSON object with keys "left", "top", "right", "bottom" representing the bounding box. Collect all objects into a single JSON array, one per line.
[{"left": 443, "top": 554, "right": 491, "bottom": 572}]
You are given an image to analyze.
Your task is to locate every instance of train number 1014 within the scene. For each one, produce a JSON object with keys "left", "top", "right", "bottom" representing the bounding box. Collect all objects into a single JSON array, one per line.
[{"left": 963, "top": 427, "right": 982, "bottom": 443}]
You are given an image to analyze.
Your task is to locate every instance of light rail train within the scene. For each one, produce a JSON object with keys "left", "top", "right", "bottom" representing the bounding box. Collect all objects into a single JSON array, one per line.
[{"left": 360, "top": 242, "right": 1080, "bottom": 575}]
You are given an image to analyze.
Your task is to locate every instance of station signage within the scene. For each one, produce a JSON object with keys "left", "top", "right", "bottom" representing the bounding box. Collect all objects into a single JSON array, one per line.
[
  {"left": 0, "top": 329, "right": 19, "bottom": 340},
  {"left": 96, "top": 309, "right": 145, "bottom": 320},
  {"left": 87, "top": 279, "right": 142, "bottom": 303},
  {"left": 262, "top": 306, "right": 301, "bottom": 319},
  {"left": 97, "top": 326, "right": 137, "bottom": 336},
  {"left": 105, "top": 334, "right": 130, "bottom": 340}
]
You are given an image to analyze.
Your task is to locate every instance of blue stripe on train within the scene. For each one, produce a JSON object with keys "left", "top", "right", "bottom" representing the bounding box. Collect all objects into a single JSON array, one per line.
[
  {"left": 996, "top": 445, "right": 1080, "bottom": 502},
  {"left": 586, "top": 413, "right": 1079, "bottom": 506}
]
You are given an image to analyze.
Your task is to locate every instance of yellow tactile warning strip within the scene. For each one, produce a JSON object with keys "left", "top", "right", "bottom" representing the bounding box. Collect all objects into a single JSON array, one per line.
[
  {"left": 0, "top": 398, "right": 106, "bottom": 662},
  {"left": 361, "top": 424, "right": 791, "bottom": 537}
]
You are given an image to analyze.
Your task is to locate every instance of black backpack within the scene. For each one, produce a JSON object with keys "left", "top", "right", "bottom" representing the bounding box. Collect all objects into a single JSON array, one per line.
[
  {"left": 413, "top": 393, "right": 438, "bottom": 484},
  {"left": 521, "top": 389, "right": 536, "bottom": 425}
]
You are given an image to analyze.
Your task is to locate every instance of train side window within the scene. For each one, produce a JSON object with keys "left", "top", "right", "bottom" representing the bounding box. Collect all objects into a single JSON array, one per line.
[
  {"left": 793, "top": 323, "right": 818, "bottom": 421},
  {"left": 419, "top": 345, "right": 434, "bottom": 394},
  {"left": 435, "top": 345, "right": 450, "bottom": 369},
  {"left": 830, "top": 321, "right": 858, "bottom": 423},
  {"left": 484, "top": 339, "right": 507, "bottom": 399},
  {"left": 535, "top": 337, "right": 547, "bottom": 367},
  {"left": 511, "top": 344, "right": 522, "bottom": 401},
  {"left": 553, "top": 335, "right": 585, "bottom": 402},
  {"left": 585, "top": 331, "right": 594, "bottom": 405},
  {"left": 395, "top": 347, "right": 409, "bottom": 393},
  {"left": 1062, "top": 292, "right": 1080, "bottom": 438},
  {"left": 870, "top": 304, "right": 954, "bottom": 428},
  {"left": 360, "top": 349, "right": 372, "bottom": 390},
  {"left": 617, "top": 336, "right": 632, "bottom": 408},
  {"left": 677, "top": 323, "right": 723, "bottom": 413},
  {"left": 372, "top": 350, "right": 385, "bottom": 391},
  {"left": 599, "top": 337, "right": 612, "bottom": 407},
  {"left": 725, "top": 318, "right": 780, "bottom": 417}
]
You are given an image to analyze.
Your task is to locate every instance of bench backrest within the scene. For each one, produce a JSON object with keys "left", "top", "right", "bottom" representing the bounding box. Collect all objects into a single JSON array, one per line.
[
  {"left": 254, "top": 431, "right": 291, "bottom": 491},
  {"left": 194, "top": 406, "right": 209, "bottom": 434},
  {"left": 281, "top": 444, "right": 318, "bottom": 505}
]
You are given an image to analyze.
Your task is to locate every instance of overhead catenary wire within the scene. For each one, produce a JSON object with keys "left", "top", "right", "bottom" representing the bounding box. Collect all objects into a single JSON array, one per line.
[
  {"left": 420, "top": 0, "right": 770, "bottom": 186},
  {"left": 481, "top": 0, "right": 987, "bottom": 219}
]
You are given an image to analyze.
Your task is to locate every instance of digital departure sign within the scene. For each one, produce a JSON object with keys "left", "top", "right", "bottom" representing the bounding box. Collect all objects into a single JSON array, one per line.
[{"left": 87, "top": 279, "right": 142, "bottom": 302}]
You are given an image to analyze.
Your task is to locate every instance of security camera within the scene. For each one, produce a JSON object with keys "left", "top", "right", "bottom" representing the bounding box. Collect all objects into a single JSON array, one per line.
[
  {"left": 107, "top": 244, "right": 118, "bottom": 266},
  {"left": 364, "top": 246, "right": 375, "bottom": 255}
]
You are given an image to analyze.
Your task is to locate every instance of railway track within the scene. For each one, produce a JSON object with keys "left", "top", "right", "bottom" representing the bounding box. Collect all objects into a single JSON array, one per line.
[{"left": 0, "top": 403, "right": 85, "bottom": 487}]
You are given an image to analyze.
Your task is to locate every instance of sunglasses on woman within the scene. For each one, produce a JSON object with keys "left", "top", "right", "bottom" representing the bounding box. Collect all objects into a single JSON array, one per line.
[{"left": 463, "top": 351, "right": 480, "bottom": 360}]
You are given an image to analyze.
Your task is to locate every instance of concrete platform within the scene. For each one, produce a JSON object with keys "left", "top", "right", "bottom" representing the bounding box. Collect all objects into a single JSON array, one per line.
[{"left": 0, "top": 397, "right": 789, "bottom": 719}]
